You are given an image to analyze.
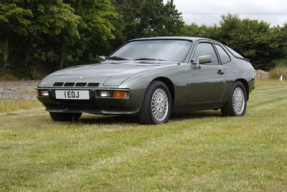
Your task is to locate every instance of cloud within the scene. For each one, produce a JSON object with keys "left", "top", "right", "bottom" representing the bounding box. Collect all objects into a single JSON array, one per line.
[{"left": 168, "top": 0, "right": 287, "bottom": 26}]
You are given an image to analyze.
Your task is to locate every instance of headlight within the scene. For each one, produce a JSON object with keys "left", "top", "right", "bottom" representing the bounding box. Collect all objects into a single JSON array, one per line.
[
  {"left": 100, "top": 91, "right": 112, "bottom": 97},
  {"left": 98, "top": 90, "right": 128, "bottom": 98}
]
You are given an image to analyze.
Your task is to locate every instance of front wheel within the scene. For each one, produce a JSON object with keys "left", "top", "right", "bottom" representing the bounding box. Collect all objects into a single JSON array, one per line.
[
  {"left": 49, "top": 112, "right": 82, "bottom": 121},
  {"left": 221, "top": 81, "right": 247, "bottom": 117},
  {"left": 137, "top": 81, "right": 172, "bottom": 124}
]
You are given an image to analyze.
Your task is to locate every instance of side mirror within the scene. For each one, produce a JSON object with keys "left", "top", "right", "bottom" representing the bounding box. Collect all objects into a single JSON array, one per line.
[
  {"left": 99, "top": 56, "right": 106, "bottom": 63},
  {"left": 194, "top": 55, "right": 211, "bottom": 69}
]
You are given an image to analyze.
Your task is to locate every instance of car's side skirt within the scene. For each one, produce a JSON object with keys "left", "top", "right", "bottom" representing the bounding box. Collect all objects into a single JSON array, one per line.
[{"left": 172, "top": 102, "right": 226, "bottom": 112}]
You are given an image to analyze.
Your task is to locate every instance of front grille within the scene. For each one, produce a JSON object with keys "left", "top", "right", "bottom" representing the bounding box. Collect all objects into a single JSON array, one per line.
[
  {"left": 102, "top": 105, "right": 126, "bottom": 111},
  {"left": 54, "top": 101, "right": 125, "bottom": 111},
  {"left": 57, "top": 100, "right": 95, "bottom": 104},
  {"left": 53, "top": 82, "right": 99, "bottom": 87}
]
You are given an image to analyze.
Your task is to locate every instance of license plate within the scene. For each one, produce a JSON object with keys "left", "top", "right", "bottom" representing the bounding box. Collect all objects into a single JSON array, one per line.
[{"left": 55, "top": 90, "right": 89, "bottom": 100}]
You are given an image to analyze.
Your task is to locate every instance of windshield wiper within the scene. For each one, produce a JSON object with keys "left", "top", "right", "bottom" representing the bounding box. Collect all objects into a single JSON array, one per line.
[
  {"left": 134, "top": 58, "right": 166, "bottom": 61},
  {"left": 106, "top": 56, "right": 127, "bottom": 60}
]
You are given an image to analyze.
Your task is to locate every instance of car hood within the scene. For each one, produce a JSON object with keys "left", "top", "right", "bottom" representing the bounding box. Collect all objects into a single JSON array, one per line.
[{"left": 38, "top": 62, "right": 168, "bottom": 87}]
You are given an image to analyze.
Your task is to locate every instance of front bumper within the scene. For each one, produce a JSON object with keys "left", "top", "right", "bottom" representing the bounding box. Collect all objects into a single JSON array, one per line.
[{"left": 36, "top": 88, "right": 140, "bottom": 114}]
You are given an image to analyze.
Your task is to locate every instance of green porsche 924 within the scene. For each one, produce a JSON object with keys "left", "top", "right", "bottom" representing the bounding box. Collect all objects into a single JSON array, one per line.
[{"left": 36, "top": 37, "right": 255, "bottom": 124}]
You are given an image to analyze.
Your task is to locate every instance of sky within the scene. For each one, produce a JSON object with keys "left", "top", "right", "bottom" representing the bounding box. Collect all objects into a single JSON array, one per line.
[{"left": 163, "top": 0, "right": 287, "bottom": 27}]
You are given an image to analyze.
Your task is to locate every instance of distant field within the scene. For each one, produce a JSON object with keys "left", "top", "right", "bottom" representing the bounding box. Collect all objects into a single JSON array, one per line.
[{"left": 0, "top": 79, "right": 286, "bottom": 191}]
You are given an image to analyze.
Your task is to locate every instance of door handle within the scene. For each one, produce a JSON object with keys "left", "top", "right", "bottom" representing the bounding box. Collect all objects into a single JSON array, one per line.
[{"left": 217, "top": 70, "right": 224, "bottom": 75}]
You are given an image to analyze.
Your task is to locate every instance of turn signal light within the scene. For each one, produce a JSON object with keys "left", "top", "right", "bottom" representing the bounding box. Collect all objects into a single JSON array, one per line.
[
  {"left": 113, "top": 91, "right": 126, "bottom": 98},
  {"left": 36, "top": 90, "right": 49, "bottom": 96}
]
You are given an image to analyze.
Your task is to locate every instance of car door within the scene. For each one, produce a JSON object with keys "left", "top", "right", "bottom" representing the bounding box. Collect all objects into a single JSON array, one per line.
[{"left": 188, "top": 42, "right": 226, "bottom": 102}]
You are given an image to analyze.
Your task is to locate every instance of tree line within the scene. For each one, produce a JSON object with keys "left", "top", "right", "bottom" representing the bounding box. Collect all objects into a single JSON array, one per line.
[
  {"left": 181, "top": 14, "right": 287, "bottom": 70},
  {"left": 0, "top": 0, "right": 287, "bottom": 79}
]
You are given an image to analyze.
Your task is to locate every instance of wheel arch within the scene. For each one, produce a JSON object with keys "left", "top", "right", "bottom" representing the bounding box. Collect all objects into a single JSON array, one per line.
[
  {"left": 235, "top": 79, "right": 249, "bottom": 100},
  {"left": 152, "top": 77, "right": 175, "bottom": 105}
]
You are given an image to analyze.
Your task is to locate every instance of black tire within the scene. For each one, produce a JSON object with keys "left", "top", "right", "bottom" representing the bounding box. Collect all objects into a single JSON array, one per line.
[
  {"left": 137, "top": 81, "right": 172, "bottom": 124},
  {"left": 221, "top": 81, "right": 247, "bottom": 117},
  {"left": 49, "top": 112, "right": 82, "bottom": 121}
]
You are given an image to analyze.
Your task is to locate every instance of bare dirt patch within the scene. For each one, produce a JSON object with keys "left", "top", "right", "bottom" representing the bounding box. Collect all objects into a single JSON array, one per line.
[
  {"left": 0, "top": 80, "right": 39, "bottom": 99},
  {"left": 0, "top": 146, "right": 11, "bottom": 151}
]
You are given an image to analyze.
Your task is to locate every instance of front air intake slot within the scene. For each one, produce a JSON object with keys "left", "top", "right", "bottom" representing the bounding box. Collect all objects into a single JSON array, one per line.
[
  {"left": 64, "top": 82, "right": 75, "bottom": 87},
  {"left": 87, "top": 83, "right": 99, "bottom": 87},
  {"left": 75, "top": 83, "right": 87, "bottom": 87},
  {"left": 53, "top": 82, "right": 64, "bottom": 86},
  {"left": 53, "top": 82, "right": 99, "bottom": 87}
]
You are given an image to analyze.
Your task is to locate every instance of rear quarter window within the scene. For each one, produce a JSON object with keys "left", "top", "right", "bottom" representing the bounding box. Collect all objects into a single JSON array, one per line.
[
  {"left": 225, "top": 45, "right": 244, "bottom": 59},
  {"left": 215, "top": 44, "right": 231, "bottom": 64}
]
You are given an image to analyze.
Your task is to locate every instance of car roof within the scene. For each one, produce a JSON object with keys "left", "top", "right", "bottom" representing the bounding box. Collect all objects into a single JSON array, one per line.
[{"left": 128, "top": 36, "right": 221, "bottom": 44}]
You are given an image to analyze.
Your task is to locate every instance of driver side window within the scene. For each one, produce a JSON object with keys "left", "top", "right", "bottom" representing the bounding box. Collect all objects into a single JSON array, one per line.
[{"left": 192, "top": 43, "right": 218, "bottom": 64}]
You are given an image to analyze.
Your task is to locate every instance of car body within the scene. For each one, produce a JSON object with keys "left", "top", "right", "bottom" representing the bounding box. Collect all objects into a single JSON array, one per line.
[{"left": 36, "top": 36, "right": 254, "bottom": 124}]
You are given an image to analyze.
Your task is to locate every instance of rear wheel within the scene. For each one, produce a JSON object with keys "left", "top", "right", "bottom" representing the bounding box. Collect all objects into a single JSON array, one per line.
[
  {"left": 137, "top": 81, "right": 172, "bottom": 124},
  {"left": 49, "top": 112, "right": 82, "bottom": 121},
  {"left": 221, "top": 81, "right": 247, "bottom": 117}
]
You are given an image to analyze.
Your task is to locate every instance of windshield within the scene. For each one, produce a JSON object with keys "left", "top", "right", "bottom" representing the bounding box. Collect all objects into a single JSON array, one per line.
[{"left": 111, "top": 40, "right": 192, "bottom": 62}]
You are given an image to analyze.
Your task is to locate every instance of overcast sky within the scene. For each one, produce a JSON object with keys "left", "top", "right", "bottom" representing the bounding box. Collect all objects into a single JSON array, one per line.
[{"left": 163, "top": 0, "right": 287, "bottom": 27}]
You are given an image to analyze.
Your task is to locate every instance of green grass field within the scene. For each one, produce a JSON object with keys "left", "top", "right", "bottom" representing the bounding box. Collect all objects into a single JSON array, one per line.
[{"left": 1, "top": 79, "right": 287, "bottom": 191}]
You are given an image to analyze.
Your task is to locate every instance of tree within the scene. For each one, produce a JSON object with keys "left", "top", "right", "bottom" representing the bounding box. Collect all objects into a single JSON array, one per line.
[
  {"left": 111, "top": 0, "right": 184, "bottom": 41},
  {"left": 0, "top": 0, "right": 81, "bottom": 69},
  {"left": 65, "top": 0, "right": 117, "bottom": 63},
  {"left": 180, "top": 23, "right": 220, "bottom": 39},
  {"left": 217, "top": 13, "right": 287, "bottom": 70},
  {"left": 0, "top": 0, "right": 32, "bottom": 69},
  {"left": 28, "top": 0, "right": 81, "bottom": 69},
  {"left": 179, "top": 13, "right": 287, "bottom": 70},
  {"left": 180, "top": 23, "right": 204, "bottom": 37},
  {"left": 159, "top": 0, "right": 184, "bottom": 36}
]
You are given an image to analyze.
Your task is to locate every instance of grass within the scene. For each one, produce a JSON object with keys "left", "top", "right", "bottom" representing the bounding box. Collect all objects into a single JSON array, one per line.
[
  {"left": 0, "top": 98, "right": 43, "bottom": 113},
  {"left": 23, "top": 88, "right": 36, "bottom": 94},
  {"left": 254, "top": 78, "right": 286, "bottom": 87},
  {"left": 0, "top": 79, "right": 287, "bottom": 191}
]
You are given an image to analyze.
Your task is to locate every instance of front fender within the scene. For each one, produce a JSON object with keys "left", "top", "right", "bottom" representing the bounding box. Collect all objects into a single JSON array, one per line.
[{"left": 118, "top": 64, "right": 190, "bottom": 113}]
